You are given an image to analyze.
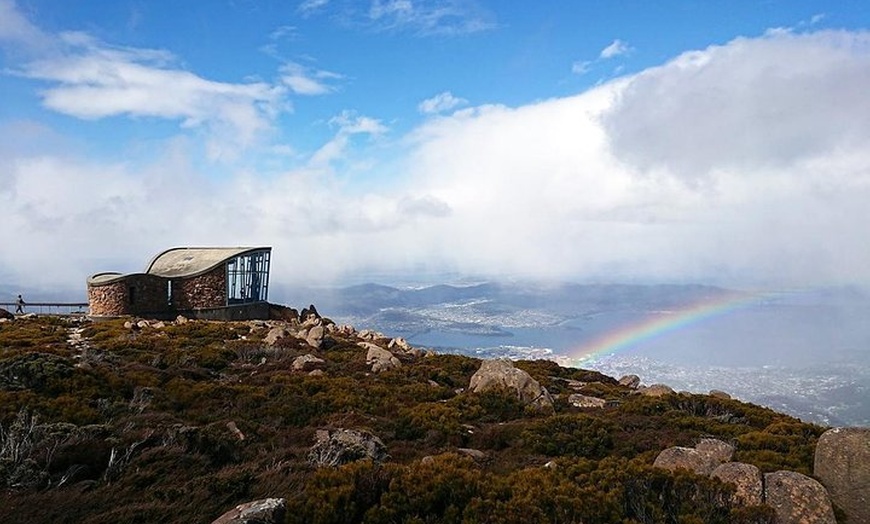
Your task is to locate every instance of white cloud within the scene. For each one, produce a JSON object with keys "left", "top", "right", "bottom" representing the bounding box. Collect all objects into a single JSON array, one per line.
[
  {"left": 0, "top": 0, "right": 50, "bottom": 50},
  {"left": 602, "top": 30, "right": 870, "bottom": 181},
  {"left": 418, "top": 91, "right": 468, "bottom": 114},
  {"left": 600, "top": 38, "right": 632, "bottom": 59},
  {"left": 280, "top": 62, "right": 342, "bottom": 95},
  {"left": 8, "top": 31, "right": 285, "bottom": 160},
  {"left": 298, "top": 0, "right": 330, "bottom": 16},
  {"left": 4, "top": 28, "right": 870, "bottom": 293},
  {"left": 571, "top": 60, "right": 591, "bottom": 75},
  {"left": 303, "top": 0, "right": 495, "bottom": 36}
]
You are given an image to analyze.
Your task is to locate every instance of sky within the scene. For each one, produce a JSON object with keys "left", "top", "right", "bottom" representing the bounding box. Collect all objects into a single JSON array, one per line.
[{"left": 2, "top": 0, "right": 870, "bottom": 295}]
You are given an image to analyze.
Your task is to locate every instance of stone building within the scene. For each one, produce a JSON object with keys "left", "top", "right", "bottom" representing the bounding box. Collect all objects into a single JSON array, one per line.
[{"left": 87, "top": 247, "right": 272, "bottom": 320}]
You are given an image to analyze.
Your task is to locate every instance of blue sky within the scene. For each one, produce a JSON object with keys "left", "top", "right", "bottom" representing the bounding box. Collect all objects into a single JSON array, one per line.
[{"left": 2, "top": 0, "right": 870, "bottom": 293}]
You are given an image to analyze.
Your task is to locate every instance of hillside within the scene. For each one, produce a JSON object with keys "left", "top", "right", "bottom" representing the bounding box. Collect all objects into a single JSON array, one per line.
[{"left": 0, "top": 311, "right": 848, "bottom": 523}]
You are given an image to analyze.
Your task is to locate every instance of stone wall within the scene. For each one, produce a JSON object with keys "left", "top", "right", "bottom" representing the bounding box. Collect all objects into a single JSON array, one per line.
[
  {"left": 88, "top": 274, "right": 170, "bottom": 317},
  {"left": 172, "top": 265, "right": 227, "bottom": 310},
  {"left": 88, "top": 281, "right": 130, "bottom": 316}
]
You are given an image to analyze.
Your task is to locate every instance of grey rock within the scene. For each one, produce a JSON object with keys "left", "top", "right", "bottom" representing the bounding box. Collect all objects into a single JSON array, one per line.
[
  {"left": 764, "top": 470, "right": 835, "bottom": 524},
  {"left": 653, "top": 447, "right": 719, "bottom": 476},
  {"left": 292, "top": 354, "right": 325, "bottom": 371},
  {"left": 711, "top": 462, "right": 763, "bottom": 506},
  {"left": 211, "top": 497, "right": 286, "bottom": 524},
  {"left": 618, "top": 374, "right": 641, "bottom": 389},
  {"left": 361, "top": 343, "right": 401, "bottom": 373},
  {"left": 0, "top": 308, "right": 13, "bottom": 320},
  {"left": 388, "top": 337, "right": 412, "bottom": 352},
  {"left": 567, "top": 393, "right": 606, "bottom": 408},
  {"left": 708, "top": 389, "right": 732, "bottom": 400},
  {"left": 814, "top": 427, "right": 870, "bottom": 524},
  {"left": 263, "top": 327, "right": 289, "bottom": 346},
  {"left": 695, "top": 438, "right": 734, "bottom": 464},
  {"left": 637, "top": 384, "right": 674, "bottom": 397},
  {"left": 654, "top": 438, "right": 733, "bottom": 476},
  {"left": 308, "top": 429, "right": 388, "bottom": 467},
  {"left": 468, "top": 359, "right": 554, "bottom": 412},
  {"left": 306, "top": 325, "right": 325, "bottom": 348},
  {"left": 457, "top": 448, "right": 486, "bottom": 461}
]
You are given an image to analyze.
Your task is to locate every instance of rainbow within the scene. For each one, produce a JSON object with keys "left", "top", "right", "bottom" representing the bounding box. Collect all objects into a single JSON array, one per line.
[{"left": 568, "top": 290, "right": 771, "bottom": 365}]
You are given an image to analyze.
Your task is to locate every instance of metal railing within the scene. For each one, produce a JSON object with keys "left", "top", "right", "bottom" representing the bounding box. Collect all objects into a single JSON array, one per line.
[{"left": 0, "top": 302, "right": 89, "bottom": 316}]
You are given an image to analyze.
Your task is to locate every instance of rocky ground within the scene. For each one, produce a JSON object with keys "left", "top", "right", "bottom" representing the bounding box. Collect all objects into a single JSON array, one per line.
[{"left": 0, "top": 306, "right": 866, "bottom": 523}]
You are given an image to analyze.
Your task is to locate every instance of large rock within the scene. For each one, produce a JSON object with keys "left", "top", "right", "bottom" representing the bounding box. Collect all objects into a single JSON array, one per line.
[
  {"left": 567, "top": 393, "right": 606, "bottom": 408},
  {"left": 695, "top": 438, "right": 734, "bottom": 463},
  {"left": 711, "top": 462, "right": 763, "bottom": 506},
  {"left": 0, "top": 308, "right": 13, "bottom": 320},
  {"left": 306, "top": 325, "right": 325, "bottom": 348},
  {"left": 361, "top": 343, "right": 401, "bottom": 373},
  {"left": 468, "top": 359, "right": 554, "bottom": 411},
  {"left": 300, "top": 304, "right": 321, "bottom": 324},
  {"left": 654, "top": 447, "right": 718, "bottom": 476},
  {"left": 764, "top": 471, "right": 836, "bottom": 524},
  {"left": 618, "top": 374, "right": 640, "bottom": 389},
  {"left": 388, "top": 337, "right": 412, "bottom": 352},
  {"left": 653, "top": 439, "right": 733, "bottom": 476},
  {"left": 708, "top": 389, "right": 732, "bottom": 400},
  {"left": 292, "top": 354, "right": 325, "bottom": 371},
  {"left": 263, "top": 327, "right": 290, "bottom": 346},
  {"left": 637, "top": 384, "right": 675, "bottom": 397},
  {"left": 308, "top": 429, "right": 388, "bottom": 467},
  {"left": 814, "top": 427, "right": 870, "bottom": 524},
  {"left": 212, "top": 498, "right": 286, "bottom": 524}
]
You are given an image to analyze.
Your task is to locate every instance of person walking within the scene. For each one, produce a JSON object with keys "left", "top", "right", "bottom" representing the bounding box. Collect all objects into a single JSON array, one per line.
[{"left": 15, "top": 294, "right": 25, "bottom": 314}]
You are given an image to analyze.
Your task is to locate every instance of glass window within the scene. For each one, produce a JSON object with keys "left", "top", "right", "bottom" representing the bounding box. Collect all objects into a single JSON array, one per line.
[{"left": 227, "top": 250, "right": 270, "bottom": 304}]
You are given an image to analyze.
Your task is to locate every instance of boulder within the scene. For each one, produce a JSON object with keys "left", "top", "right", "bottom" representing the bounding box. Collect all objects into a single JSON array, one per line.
[
  {"left": 457, "top": 448, "right": 486, "bottom": 461},
  {"left": 654, "top": 447, "right": 719, "bottom": 476},
  {"left": 358, "top": 329, "right": 382, "bottom": 341},
  {"left": 211, "top": 498, "right": 286, "bottom": 524},
  {"left": 263, "top": 327, "right": 290, "bottom": 346},
  {"left": 308, "top": 429, "right": 388, "bottom": 467},
  {"left": 361, "top": 343, "right": 401, "bottom": 373},
  {"left": 292, "top": 354, "right": 325, "bottom": 371},
  {"left": 695, "top": 438, "right": 734, "bottom": 463},
  {"left": 0, "top": 308, "right": 13, "bottom": 320},
  {"left": 468, "top": 359, "right": 554, "bottom": 412},
  {"left": 226, "top": 421, "right": 245, "bottom": 441},
  {"left": 567, "top": 393, "right": 606, "bottom": 408},
  {"left": 618, "top": 374, "right": 641, "bottom": 389},
  {"left": 306, "top": 325, "right": 325, "bottom": 348},
  {"left": 654, "top": 439, "right": 732, "bottom": 476},
  {"left": 709, "top": 389, "right": 732, "bottom": 400},
  {"left": 711, "top": 462, "right": 763, "bottom": 506},
  {"left": 813, "top": 427, "right": 870, "bottom": 524},
  {"left": 637, "top": 384, "right": 674, "bottom": 397},
  {"left": 335, "top": 324, "right": 356, "bottom": 336},
  {"left": 175, "top": 315, "right": 189, "bottom": 325},
  {"left": 300, "top": 304, "right": 321, "bottom": 323},
  {"left": 388, "top": 337, "right": 412, "bottom": 352},
  {"left": 764, "top": 471, "right": 835, "bottom": 524}
]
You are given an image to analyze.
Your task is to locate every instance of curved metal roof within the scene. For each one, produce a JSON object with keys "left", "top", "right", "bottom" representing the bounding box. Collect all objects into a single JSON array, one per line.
[
  {"left": 87, "top": 272, "right": 127, "bottom": 285},
  {"left": 146, "top": 247, "right": 270, "bottom": 278},
  {"left": 88, "top": 247, "right": 270, "bottom": 286}
]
